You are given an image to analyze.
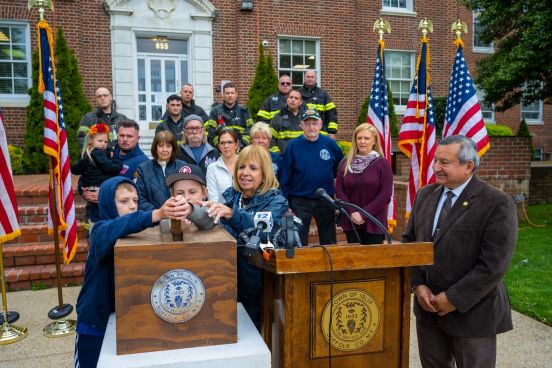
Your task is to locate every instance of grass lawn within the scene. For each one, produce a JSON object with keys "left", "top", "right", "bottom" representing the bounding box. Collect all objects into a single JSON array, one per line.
[{"left": 504, "top": 203, "right": 552, "bottom": 326}]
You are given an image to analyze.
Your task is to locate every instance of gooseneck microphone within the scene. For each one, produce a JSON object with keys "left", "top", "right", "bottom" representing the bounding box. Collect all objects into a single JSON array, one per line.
[{"left": 315, "top": 188, "right": 392, "bottom": 245}]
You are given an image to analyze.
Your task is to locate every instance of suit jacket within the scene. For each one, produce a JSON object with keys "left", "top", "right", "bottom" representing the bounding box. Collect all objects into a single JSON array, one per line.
[{"left": 402, "top": 175, "right": 517, "bottom": 337}]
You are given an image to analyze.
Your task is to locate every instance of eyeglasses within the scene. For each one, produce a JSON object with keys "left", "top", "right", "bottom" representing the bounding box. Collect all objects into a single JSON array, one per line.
[
  {"left": 185, "top": 126, "right": 204, "bottom": 133},
  {"left": 280, "top": 82, "right": 291, "bottom": 86}
]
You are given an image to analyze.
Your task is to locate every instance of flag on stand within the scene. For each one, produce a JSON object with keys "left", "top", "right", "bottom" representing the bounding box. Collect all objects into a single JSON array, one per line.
[
  {"left": 366, "top": 39, "right": 396, "bottom": 233},
  {"left": 0, "top": 113, "right": 21, "bottom": 244},
  {"left": 398, "top": 38, "right": 437, "bottom": 217},
  {"left": 38, "top": 20, "right": 78, "bottom": 264},
  {"left": 443, "top": 40, "right": 490, "bottom": 156}
]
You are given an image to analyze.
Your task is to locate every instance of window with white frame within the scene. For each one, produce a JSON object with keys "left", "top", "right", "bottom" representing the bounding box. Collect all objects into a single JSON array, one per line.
[
  {"left": 278, "top": 38, "right": 319, "bottom": 88},
  {"left": 382, "top": 0, "right": 414, "bottom": 12},
  {"left": 473, "top": 11, "right": 493, "bottom": 52},
  {"left": 0, "top": 22, "right": 31, "bottom": 102},
  {"left": 476, "top": 89, "right": 495, "bottom": 122},
  {"left": 384, "top": 50, "right": 415, "bottom": 107},
  {"left": 521, "top": 100, "right": 543, "bottom": 124}
]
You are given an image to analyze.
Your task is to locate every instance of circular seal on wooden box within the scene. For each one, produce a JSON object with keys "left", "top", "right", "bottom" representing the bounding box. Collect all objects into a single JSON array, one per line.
[
  {"left": 151, "top": 269, "right": 205, "bottom": 323},
  {"left": 321, "top": 288, "right": 381, "bottom": 352}
]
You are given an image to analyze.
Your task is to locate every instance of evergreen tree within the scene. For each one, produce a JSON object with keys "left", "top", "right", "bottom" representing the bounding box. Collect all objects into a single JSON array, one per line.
[
  {"left": 247, "top": 43, "right": 278, "bottom": 121},
  {"left": 54, "top": 27, "right": 91, "bottom": 163},
  {"left": 517, "top": 118, "right": 531, "bottom": 137},
  {"left": 432, "top": 96, "right": 448, "bottom": 136},
  {"left": 23, "top": 50, "right": 49, "bottom": 173}
]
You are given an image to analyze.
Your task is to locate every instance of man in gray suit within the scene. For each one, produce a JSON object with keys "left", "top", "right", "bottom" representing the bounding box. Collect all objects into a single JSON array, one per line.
[{"left": 403, "top": 135, "right": 517, "bottom": 368}]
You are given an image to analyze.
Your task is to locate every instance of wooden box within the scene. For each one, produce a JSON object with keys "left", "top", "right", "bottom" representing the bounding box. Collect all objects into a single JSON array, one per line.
[{"left": 114, "top": 224, "right": 237, "bottom": 355}]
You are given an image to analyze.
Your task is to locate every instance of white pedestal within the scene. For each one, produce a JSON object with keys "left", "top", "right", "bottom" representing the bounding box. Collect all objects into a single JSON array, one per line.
[{"left": 97, "top": 303, "right": 271, "bottom": 368}]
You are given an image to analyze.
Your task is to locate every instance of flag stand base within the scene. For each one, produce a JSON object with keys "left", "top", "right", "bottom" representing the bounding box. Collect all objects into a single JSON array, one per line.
[
  {"left": 1, "top": 322, "right": 28, "bottom": 345},
  {"left": 43, "top": 319, "right": 76, "bottom": 338}
]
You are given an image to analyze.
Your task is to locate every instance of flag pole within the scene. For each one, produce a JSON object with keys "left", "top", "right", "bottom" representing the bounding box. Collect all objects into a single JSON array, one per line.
[{"left": 29, "top": 0, "right": 76, "bottom": 338}]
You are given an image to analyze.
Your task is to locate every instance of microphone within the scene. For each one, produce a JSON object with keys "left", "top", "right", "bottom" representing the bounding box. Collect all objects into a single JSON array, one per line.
[
  {"left": 315, "top": 188, "right": 341, "bottom": 210},
  {"left": 245, "top": 212, "right": 273, "bottom": 250}
]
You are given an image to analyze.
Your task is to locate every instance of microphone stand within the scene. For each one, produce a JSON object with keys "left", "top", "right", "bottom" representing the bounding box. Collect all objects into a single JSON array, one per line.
[
  {"left": 334, "top": 205, "right": 360, "bottom": 245},
  {"left": 335, "top": 199, "right": 392, "bottom": 245}
]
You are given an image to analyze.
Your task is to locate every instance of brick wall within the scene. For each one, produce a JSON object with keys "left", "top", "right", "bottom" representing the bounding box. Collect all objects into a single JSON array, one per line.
[
  {"left": 1, "top": 0, "right": 112, "bottom": 146},
  {"left": 2, "top": 0, "right": 550, "bottom": 154},
  {"left": 529, "top": 163, "right": 552, "bottom": 205}
]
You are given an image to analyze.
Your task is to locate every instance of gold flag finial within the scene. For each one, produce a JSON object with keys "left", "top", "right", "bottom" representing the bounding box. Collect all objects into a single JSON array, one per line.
[
  {"left": 418, "top": 18, "right": 433, "bottom": 39},
  {"left": 451, "top": 19, "right": 468, "bottom": 41},
  {"left": 28, "top": 0, "right": 54, "bottom": 21},
  {"left": 373, "top": 18, "right": 391, "bottom": 41}
]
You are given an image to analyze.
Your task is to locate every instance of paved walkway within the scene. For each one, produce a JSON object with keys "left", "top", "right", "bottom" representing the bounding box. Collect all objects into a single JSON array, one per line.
[{"left": 1, "top": 287, "right": 551, "bottom": 367}]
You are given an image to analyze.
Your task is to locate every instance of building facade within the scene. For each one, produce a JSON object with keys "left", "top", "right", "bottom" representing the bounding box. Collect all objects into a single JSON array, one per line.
[{"left": 1, "top": 0, "right": 550, "bottom": 154}]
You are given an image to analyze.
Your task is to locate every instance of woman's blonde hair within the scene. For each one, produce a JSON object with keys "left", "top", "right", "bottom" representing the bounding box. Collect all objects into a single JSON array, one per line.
[
  {"left": 342, "top": 123, "right": 383, "bottom": 176},
  {"left": 233, "top": 145, "right": 278, "bottom": 194},
  {"left": 250, "top": 122, "right": 272, "bottom": 140}
]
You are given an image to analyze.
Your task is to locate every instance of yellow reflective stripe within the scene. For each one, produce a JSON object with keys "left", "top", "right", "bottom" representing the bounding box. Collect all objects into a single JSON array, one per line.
[
  {"left": 246, "top": 118, "right": 254, "bottom": 127},
  {"left": 243, "top": 135, "right": 251, "bottom": 144},
  {"left": 270, "top": 127, "right": 279, "bottom": 139},
  {"left": 257, "top": 110, "right": 271, "bottom": 120},
  {"left": 205, "top": 120, "right": 217, "bottom": 128},
  {"left": 320, "top": 131, "right": 329, "bottom": 135},
  {"left": 278, "top": 130, "right": 303, "bottom": 139},
  {"left": 306, "top": 103, "right": 325, "bottom": 111},
  {"left": 327, "top": 122, "right": 338, "bottom": 130},
  {"left": 325, "top": 102, "right": 336, "bottom": 110},
  {"left": 227, "top": 125, "right": 245, "bottom": 133},
  {"left": 269, "top": 146, "right": 281, "bottom": 154}
]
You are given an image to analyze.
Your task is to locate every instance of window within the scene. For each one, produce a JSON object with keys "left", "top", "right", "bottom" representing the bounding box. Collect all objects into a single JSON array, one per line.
[
  {"left": 521, "top": 100, "right": 543, "bottom": 124},
  {"left": 473, "top": 11, "right": 493, "bottom": 52},
  {"left": 476, "top": 89, "right": 494, "bottom": 122},
  {"left": 384, "top": 51, "right": 415, "bottom": 107},
  {"left": 381, "top": 0, "right": 414, "bottom": 13},
  {"left": 278, "top": 38, "right": 319, "bottom": 87},
  {"left": 0, "top": 22, "right": 31, "bottom": 105}
]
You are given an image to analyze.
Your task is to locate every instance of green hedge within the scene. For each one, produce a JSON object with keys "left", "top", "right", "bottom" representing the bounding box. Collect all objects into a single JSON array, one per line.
[
  {"left": 8, "top": 145, "right": 23, "bottom": 174},
  {"left": 485, "top": 124, "right": 513, "bottom": 137}
]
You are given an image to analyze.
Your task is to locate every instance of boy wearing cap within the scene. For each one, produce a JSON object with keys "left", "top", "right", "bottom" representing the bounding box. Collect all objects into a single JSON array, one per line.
[
  {"left": 165, "top": 164, "right": 215, "bottom": 230},
  {"left": 178, "top": 114, "right": 219, "bottom": 174},
  {"left": 280, "top": 109, "right": 343, "bottom": 246}
]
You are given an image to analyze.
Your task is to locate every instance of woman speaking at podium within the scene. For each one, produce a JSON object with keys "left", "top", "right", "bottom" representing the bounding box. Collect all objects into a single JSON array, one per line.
[{"left": 205, "top": 145, "right": 288, "bottom": 329}]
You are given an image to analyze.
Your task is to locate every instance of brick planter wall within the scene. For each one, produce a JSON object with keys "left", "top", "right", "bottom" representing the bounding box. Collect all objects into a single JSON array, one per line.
[{"left": 529, "top": 163, "right": 552, "bottom": 205}]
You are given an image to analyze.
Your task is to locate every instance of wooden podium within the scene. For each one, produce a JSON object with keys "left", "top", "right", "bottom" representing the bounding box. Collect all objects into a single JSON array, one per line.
[
  {"left": 254, "top": 242, "right": 433, "bottom": 368},
  {"left": 114, "top": 224, "right": 237, "bottom": 355}
]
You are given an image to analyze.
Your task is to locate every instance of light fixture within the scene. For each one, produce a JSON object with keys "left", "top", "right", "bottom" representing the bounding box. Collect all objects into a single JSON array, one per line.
[{"left": 240, "top": 0, "right": 254, "bottom": 11}]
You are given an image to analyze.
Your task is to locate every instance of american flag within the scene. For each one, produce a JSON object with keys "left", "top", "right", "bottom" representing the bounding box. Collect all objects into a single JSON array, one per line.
[
  {"left": 398, "top": 39, "right": 436, "bottom": 217},
  {"left": 0, "top": 112, "right": 21, "bottom": 244},
  {"left": 366, "top": 40, "right": 396, "bottom": 232},
  {"left": 38, "top": 20, "right": 78, "bottom": 264},
  {"left": 443, "top": 43, "right": 490, "bottom": 155}
]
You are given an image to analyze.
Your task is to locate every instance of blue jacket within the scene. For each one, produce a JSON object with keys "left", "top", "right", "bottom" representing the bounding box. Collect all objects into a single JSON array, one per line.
[
  {"left": 221, "top": 187, "right": 288, "bottom": 245},
  {"left": 136, "top": 159, "right": 185, "bottom": 210},
  {"left": 113, "top": 145, "right": 148, "bottom": 180},
  {"left": 76, "top": 177, "right": 154, "bottom": 335}
]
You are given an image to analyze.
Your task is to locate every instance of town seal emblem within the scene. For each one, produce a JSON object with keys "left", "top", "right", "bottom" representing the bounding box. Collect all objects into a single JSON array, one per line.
[
  {"left": 321, "top": 288, "right": 381, "bottom": 351},
  {"left": 151, "top": 269, "right": 205, "bottom": 323}
]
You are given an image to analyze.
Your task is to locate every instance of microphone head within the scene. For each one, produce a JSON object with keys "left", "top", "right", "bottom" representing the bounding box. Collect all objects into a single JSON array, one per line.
[{"left": 315, "top": 188, "right": 327, "bottom": 198}]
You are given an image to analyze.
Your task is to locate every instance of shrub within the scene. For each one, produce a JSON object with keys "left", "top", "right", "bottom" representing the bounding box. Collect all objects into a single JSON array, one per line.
[
  {"left": 336, "top": 140, "right": 352, "bottom": 157},
  {"left": 247, "top": 43, "right": 278, "bottom": 121},
  {"left": 517, "top": 119, "right": 531, "bottom": 137},
  {"left": 8, "top": 145, "right": 23, "bottom": 174},
  {"left": 485, "top": 124, "right": 514, "bottom": 137},
  {"left": 432, "top": 96, "right": 447, "bottom": 136}
]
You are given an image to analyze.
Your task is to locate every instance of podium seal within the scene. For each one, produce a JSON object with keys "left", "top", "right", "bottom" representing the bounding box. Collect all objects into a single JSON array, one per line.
[
  {"left": 321, "top": 288, "right": 381, "bottom": 351},
  {"left": 151, "top": 269, "right": 205, "bottom": 323}
]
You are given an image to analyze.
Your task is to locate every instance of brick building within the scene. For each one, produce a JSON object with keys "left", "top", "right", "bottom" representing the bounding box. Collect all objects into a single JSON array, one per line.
[{"left": 1, "top": 0, "right": 550, "bottom": 154}]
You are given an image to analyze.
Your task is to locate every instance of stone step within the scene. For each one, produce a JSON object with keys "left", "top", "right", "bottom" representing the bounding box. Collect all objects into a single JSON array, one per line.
[{"left": 3, "top": 223, "right": 88, "bottom": 245}]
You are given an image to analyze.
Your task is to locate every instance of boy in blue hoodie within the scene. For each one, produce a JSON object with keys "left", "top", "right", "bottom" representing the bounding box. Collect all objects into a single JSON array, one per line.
[{"left": 74, "top": 176, "right": 189, "bottom": 368}]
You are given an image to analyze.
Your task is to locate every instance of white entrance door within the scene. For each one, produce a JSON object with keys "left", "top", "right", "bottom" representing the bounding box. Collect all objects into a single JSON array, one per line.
[{"left": 136, "top": 37, "right": 189, "bottom": 125}]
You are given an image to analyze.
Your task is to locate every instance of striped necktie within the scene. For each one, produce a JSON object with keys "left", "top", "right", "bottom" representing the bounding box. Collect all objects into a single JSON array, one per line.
[{"left": 434, "top": 191, "right": 455, "bottom": 238}]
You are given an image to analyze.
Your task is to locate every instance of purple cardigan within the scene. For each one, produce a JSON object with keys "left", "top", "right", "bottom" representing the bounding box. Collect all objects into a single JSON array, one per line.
[{"left": 334, "top": 157, "right": 393, "bottom": 234}]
